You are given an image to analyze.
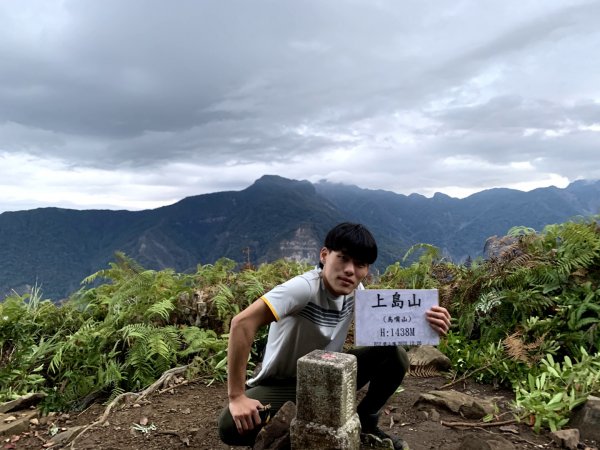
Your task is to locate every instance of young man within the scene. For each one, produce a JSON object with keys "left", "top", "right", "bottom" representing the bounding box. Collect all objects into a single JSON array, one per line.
[{"left": 218, "top": 223, "right": 451, "bottom": 449}]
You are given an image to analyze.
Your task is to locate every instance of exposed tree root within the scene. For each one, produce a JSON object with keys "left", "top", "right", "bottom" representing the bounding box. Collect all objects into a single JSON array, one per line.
[
  {"left": 156, "top": 429, "right": 191, "bottom": 446},
  {"left": 441, "top": 418, "right": 518, "bottom": 428},
  {"left": 69, "top": 364, "right": 190, "bottom": 449},
  {"left": 136, "top": 365, "right": 189, "bottom": 403}
]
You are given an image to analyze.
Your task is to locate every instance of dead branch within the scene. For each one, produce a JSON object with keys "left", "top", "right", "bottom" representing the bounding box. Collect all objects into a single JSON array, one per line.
[
  {"left": 441, "top": 418, "right": 518, "bottom": 428},
  {"left": 440, "top": 358, "right": 508, "bottom": 389}
]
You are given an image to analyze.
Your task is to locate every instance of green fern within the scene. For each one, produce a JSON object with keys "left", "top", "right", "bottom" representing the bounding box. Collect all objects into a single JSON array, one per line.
[
  {"left": 212, "top": 283, "right": 237, "bottom": 321},
  {"left": 3, "top": 223, "right": 599, "bottom": 428},
  {"left": 145, "top": 297, "right": 176, "bottom": 322},
  {"left": 240, "top": 272, "right": 265, "bottom": 305}
]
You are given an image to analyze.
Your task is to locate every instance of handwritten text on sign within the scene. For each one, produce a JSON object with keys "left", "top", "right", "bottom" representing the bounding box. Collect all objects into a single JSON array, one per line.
[{"left": 354, "top": 289, "right": 439, "bottom": 347}]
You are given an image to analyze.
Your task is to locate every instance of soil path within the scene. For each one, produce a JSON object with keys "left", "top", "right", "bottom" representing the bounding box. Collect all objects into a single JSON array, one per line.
[{"left": 11, "top": 375, "right": 568, "bottom": 449}]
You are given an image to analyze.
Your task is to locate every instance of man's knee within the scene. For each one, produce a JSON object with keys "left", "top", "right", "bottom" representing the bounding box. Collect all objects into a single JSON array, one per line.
[
  {"left": 217, "top": 405, "right": 235, "bottom": 444},
  {"left": 351, "top": 345, "right": 410, "bottom": 389},
  {"left": 376, "top": 345, "right": 409, "bottom": 377},
  {"left": 394, "top": 346, "right": 410, "bottom": 374},
  {"left": 217, "top": 405, "right": 259, "bottom": 446}
]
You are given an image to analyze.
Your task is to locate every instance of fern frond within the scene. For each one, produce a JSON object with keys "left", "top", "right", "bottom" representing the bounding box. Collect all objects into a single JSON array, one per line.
[
  {"left": 503, "top": 332, "right": 533, "bottom": 364},
  {"left": 212, "top": 283, "right": 237, "bottom": 321},
  {"left": 106, "top": 385, "right": 125, "bottom": 404},
  {"left": 179, "top": 326, "right": 227, "bottom": 357},
  {"left": 144, "top": 298, "right": 176, "bottom": 322},
  {"left": 119, "top": 323, "right": 153, "bottom": 341},
  {"left": 402, "top": 243, "right": 440, "bottom": 265},
  {"left": 98, "top": 359, "right": 124, "bottom": 387},
  {"left": 241, "top": 273, "right": 265, "bottom": 304},
  {"left": 408, "top": 364, "right": 441, "bottom": 378},
  {"left": 81, "top": 271, "right": 104, "bottom": 286}
]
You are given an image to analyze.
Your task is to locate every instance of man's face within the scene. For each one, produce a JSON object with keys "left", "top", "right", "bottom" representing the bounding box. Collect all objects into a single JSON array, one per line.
[{"left": 320, "top": 247, "right": 369, "bottom": 296}]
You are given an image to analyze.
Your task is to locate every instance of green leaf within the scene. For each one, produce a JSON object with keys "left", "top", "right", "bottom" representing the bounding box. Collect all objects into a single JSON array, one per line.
[
  {"left": 214, "top": 356, "right": 227, "bottom": 371},
  {"left": 547, "top": 392, "right": 564, "bottom": 405},
  {"left": 564, "top": 356, "right": 572, "bottom": 368}
]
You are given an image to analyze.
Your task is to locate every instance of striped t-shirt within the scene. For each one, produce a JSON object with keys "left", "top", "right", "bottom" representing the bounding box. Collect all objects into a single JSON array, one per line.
[{"left": 247, "top": 268, "right": 359, "bottom": 387}]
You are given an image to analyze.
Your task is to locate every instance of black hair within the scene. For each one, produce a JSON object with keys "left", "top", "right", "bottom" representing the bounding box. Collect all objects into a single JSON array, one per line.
[{"left": 319, "top": 222, "right": 377, "bottom": 268}]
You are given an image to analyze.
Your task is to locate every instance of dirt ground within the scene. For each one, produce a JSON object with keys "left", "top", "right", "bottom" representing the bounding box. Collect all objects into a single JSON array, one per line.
[{"left": 7, "top": 373, "right": 593, "bottom": 450}]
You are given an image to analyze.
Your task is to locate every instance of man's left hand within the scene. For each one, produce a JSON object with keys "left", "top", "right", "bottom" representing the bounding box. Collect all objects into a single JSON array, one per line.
[{"left": 426, "top": 306, "right": 451, "bottom": 336}]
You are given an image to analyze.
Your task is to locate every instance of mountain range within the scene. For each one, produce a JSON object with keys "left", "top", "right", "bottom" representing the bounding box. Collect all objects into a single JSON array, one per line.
[{"left": 1, "top": 175, "right": 599, "bottom": 300}]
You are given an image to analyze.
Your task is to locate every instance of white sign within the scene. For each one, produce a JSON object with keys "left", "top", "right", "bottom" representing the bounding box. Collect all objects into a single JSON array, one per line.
[{"left": 354, "top": 289, "right": 440, "bottom": 347}]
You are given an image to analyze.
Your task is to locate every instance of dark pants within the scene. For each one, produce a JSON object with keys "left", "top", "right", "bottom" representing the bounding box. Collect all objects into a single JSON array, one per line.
[{"left": 218, "top": 346, "right": 409, "bottom": 446}]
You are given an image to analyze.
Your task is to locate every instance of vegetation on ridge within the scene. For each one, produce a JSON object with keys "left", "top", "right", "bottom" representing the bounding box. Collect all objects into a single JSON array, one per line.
[{"left": 1, "top": 216, "right": 599, "bottom": 432}]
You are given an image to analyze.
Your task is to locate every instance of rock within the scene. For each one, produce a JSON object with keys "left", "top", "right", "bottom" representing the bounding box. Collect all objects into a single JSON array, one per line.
[
  {"left": 499, "top": 425, "right": 519, "bottom": 435},
  {"left": 407, "top": 346, "right": 451, "bottom": 371},
  {"left": 569, "top": 395, "right": 600, "bottom": 442},
  {"left": 38, "top": 416, "right": 49, "bottom": 426},
  {"left": 414, "top": 390, "right": 497, "bottom": 419},
  {"left": 0, "top": 410, "right": 39, "bottom": 436},
  {"left": 49, "top": 425, "right": 85, "bottom": 446},
  {"left": 429, "top": 409, "right": 440, "bottom": 422},
  {"left": 253, "top": 401, "right": 297, "bottom": 450},
  {"left": 360, "top": 432, "right": 394, "bottom": 449},
  {"left": 458, "top": 433, "right": 515, "bottom": 450},
  {"left": 0, "top": 393, "right": 46, "bottom": 414},
  {"left": 550, "top": 429, "right": 580, "bottom": 450}
]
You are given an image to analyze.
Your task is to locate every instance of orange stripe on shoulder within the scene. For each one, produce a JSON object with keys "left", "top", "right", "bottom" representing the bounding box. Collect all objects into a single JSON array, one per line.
[{"left": 260, "top": 296, "right": 280, "bottom": 321}]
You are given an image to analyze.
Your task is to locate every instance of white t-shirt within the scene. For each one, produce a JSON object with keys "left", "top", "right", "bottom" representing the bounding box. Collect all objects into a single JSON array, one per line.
[{"left": 247, "top": 268, "right": 359, "bottom": 386}]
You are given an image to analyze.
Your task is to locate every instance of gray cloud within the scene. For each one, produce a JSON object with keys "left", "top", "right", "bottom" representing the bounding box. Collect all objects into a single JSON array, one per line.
[{"left": 0, "top": 0, "right": 599, "bottom": 212}]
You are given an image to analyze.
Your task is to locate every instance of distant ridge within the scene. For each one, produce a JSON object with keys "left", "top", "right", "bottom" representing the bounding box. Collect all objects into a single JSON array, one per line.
[{"left": 1, "top": 175, "right": 599, "bottom": 300}]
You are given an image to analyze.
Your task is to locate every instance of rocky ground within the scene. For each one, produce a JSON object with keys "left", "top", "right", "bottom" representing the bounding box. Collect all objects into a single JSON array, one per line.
[{"left": 2, "top": 372, "right": 597, "bottom": 450}]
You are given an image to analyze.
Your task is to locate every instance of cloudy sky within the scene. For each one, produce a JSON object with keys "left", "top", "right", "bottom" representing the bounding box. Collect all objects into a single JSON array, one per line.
[{"left": 1, "top": 0, "right": 599, "bottom": 213}]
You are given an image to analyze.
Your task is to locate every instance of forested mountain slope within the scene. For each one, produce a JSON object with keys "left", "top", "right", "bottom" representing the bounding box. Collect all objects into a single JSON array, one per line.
[{"left": 1, "top": 176, "right": 598, "bottom": 300}]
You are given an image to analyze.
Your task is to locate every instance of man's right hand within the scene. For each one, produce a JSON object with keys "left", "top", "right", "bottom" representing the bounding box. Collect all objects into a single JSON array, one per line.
[{"left": 229, "top": 394, "right": 264, "bottom": 434}]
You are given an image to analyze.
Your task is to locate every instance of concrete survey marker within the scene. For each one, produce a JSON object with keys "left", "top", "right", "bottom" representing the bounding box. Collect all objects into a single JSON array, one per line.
[{"left": 290, "top": 350, "right": 361, "bottom": 449}]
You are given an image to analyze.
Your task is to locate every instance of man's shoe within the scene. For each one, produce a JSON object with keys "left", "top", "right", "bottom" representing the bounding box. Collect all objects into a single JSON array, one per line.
[{"left": 361, "top": 426, "right": 409, "bottom": 450}]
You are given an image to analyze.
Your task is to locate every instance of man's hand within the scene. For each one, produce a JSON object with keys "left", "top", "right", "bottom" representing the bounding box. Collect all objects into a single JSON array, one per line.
[
  {"left": 229, "top": 394, "right": 264, "bottom": 434},
  {"left": 426, "top": 306, "right": 451, "bottom": 336}
]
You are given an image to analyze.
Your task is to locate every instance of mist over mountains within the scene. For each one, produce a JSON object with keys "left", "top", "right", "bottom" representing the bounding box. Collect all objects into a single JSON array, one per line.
[{"left": 1, "top": 175, "right": 599, "bottom": 300}]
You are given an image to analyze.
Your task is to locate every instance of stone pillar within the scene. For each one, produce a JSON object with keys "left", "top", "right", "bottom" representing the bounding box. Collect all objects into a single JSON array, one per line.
[{"left": 290, "top": 350, "right": 361, "bottom": 449}]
